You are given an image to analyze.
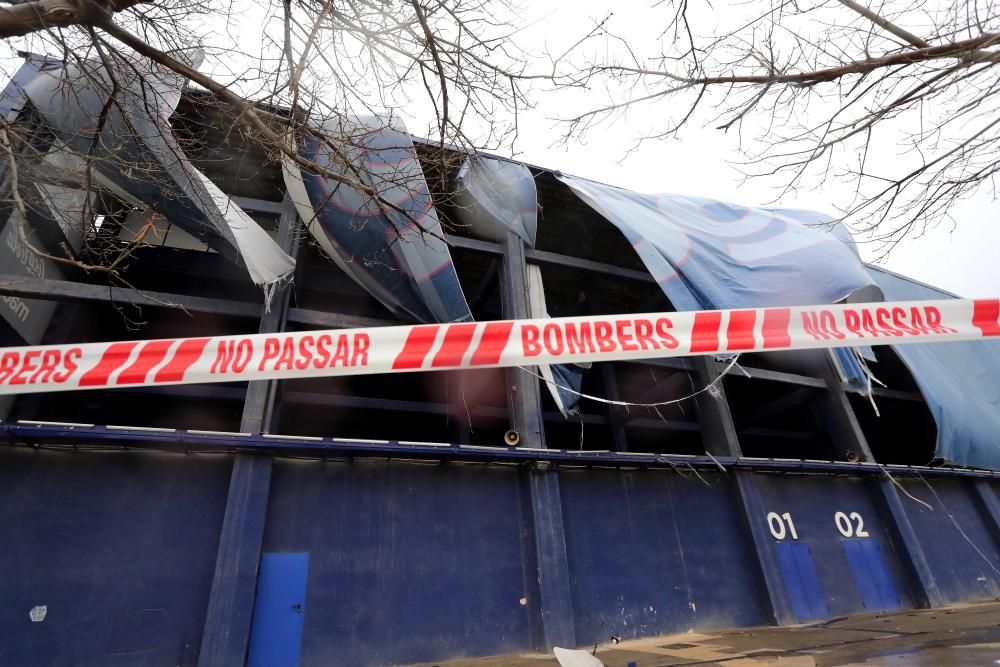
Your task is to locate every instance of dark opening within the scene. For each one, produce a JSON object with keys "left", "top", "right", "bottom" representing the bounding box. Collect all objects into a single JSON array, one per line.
[{"left": 848, "top": 347, "right": 937, "bottom": 466}]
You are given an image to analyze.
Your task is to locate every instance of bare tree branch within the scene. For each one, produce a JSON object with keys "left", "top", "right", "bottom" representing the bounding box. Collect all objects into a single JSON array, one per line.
[
  {"left": 569, "top": 0, "right": 1000, "bottom": 255},
  {"left": 0, "top": 0, "right": 143, "bottom": 38}
]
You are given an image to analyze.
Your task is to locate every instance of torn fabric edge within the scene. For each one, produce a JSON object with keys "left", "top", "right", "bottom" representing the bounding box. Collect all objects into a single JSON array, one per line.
[
  {"left": 527, "top": 264, "right": 586, "bottom": 417},
  {"left": 11, "top": 51, "right": 294, "bottom": 293}
]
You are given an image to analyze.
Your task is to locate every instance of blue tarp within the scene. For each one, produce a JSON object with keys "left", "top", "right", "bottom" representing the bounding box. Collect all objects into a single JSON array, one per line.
[
  {"left": 868, "top": 267, "right": 1000, "bottom": 469},
  {"left": 557, "top": 176, "right": 880, "bottom": 384},
  {"left": 558, "top": 175, "right": 1000, "bottom": 467},
  {"left": 557, "top": 176, "right": 881, "bottom": 311},
  {"left": 285, "top": 118, "right": 471, "bottom": 324}
]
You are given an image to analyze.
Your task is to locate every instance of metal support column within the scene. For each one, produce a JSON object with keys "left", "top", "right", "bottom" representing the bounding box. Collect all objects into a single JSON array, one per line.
[
  {"left": 198, "top": 198, "right": 301, "bottom": 667},
  {"left": 690, "top": 357, "right": 797, "bottom": 625},
  {"left": 600, "top": 364, "right": 629, "bottom": 452},
  {"left": 973, "top": 481, "right": 1000, "bottom": 548},
  {"left": 585, "top": 289, "right": 627, "bottom": 452},
  {"left": 503, "top": 233, "right": 576, "bottom": 650},
  {"left": 502, "top": 234, "right": 544, "bottom": 448},
  {"left": 815, "top": 353, "right": 945, "bottom": 609}
]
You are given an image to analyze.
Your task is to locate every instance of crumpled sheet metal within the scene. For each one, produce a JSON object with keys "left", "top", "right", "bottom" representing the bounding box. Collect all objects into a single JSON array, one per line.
[
  {"left": 9, "top": 51, "right": 294, "bottom": 289},
  {"left": 284, "top": 117, "right": 472, "bottom": 324},
  {"left": 452, "top": 155, "right": 538, "bottom": 246},
  {"left": 284, "top": 128, "right": 584, "bottom": 413}
]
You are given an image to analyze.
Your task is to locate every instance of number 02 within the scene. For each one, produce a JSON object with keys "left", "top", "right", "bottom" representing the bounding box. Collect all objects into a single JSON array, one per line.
[{"left": 834, "top": 511, "right": 869, "bottom": 538}]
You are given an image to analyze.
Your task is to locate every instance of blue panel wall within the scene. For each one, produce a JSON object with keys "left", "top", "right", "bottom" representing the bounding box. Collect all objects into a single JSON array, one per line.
[
  {"left": 4, "top": 443, "right": 999, "bottom": 667},
  {"left": 753, "top": 474, "right": 913, "bottom": 618},
  {"left": 261, "top": 459, "right": 534, "bottom": 667},
  {"left": 558, "top": 469, "right": 770, "bottom": 647},
  {"left": 897, "top": 478, "right": 1000, "bottom": 602},
  {"left": 0, "top": 448, "right": 231, "bottom": 667}
]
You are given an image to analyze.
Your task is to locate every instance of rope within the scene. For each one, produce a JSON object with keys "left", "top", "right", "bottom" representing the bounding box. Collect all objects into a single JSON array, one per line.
[{"left": 517, "top": 354, "right": 743, "bottom": 410}]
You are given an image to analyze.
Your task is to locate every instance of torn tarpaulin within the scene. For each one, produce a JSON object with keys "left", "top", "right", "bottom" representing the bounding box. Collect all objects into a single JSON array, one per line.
[
  {"left": 557, "top": 175, "right": 881, "bottom": 312},
  {"left": 452, "top": 154, "right": 584, "bottom": 415},
  {"left": 283, "top": 116, "right": 472, "bottom": 324},
  {"left": 7, "top": 51, "right": 294, "bottom": 292},
  {"left": 284, "top": 125, "right": 583, "bottom": 414},
  {"left": 557, "top": 175, "right": 882, "bottom": 385}
]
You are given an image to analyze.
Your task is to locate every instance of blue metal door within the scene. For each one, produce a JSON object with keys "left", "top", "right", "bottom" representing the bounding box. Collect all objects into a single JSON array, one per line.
[
  {"left": 775, "top": 541, "right": 829, "bottom": 621},
  {"left": 247, "top": 552, "right": 309, "bottom": 667},
  {"left": 842, "top": 539, "right": 901, "bottom": 612}
]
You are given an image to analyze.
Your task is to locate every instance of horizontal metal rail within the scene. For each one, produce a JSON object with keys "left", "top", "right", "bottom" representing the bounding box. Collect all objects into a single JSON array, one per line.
[
  {"left": 1, "top": 420, "right": 995, "bottom": 479},
  {"left": 445, "top": 234, "right": 654, "bottom": 283}
]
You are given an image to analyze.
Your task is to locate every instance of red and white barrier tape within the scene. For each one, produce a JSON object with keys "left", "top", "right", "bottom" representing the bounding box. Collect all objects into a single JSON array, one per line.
[{"left": 0, "top": 298, "right": 997, "bottom": 395}]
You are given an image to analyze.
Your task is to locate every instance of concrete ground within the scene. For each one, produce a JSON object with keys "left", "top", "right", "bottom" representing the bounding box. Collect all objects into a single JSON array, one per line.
[{"left": 412, "top": 600, "right": 1000, "bottom": 666}]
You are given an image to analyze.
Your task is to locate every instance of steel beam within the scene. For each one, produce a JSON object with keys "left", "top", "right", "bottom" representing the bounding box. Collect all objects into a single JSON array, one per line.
[
  {"left": 501, "top": 232, "right": 576, "bottom": 651},
  {"left": 4, "top": 421, "right": 999, "bottom": 479},
  {"left": 445, "top": 232, "right": 655, "bottom": 283},
  {"left": 848, "top": 386, "right": 924, "bottom": 402},
  {"left": 502, "top": 234, "right": 544, "bottom": 448},
  {"left": 0, "top": 273, "right": 262, "bottom": 317},
  {"left": 525, "top": 247, "right": 653, "bottom": 283},
  {"left": 198, "top": 197, "right": 301, "bottom": 667},
  {"left": 973, "top": 481, "right": 1000, "bottom": 553},
  {"left": 285, "top": 307, "right": 395, "bottom": 330},
  {"left": 722, "top": 364, "right": 828, "bottom": 389},
  {"left": 0, "top": 272, "right": 403, "bottom": 331},
  {"left": 813, "top": 351, "right": 945, "bottom": 609},
  {"left": 231, "top": 196, "right": 286, "bottom": 216},
  {"left": 196, "top": 454, "right": 272, "bottom": 667},
  {"left": 688, "top": 356, "right": 797, "bottom": 626}
]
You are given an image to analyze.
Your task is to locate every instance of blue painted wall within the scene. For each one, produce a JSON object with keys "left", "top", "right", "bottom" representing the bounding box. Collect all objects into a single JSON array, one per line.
[
  {"left": 2, "top": 446, "right": 999, "bottom": 667},
  {"left": 752, "top": 474, "right": 913, "bottom": 618},
  {"left": 0, "top": 448, "right": 231, "bottom": 667},
  {"left": 260, "top": 459, "right": 535, "bottom": 666},
  {"left": 558, "top": 469, "right": 770, "bottom": 646},
  {"left": 898, "top": 478, "right": 1000, "bottom": 602}
]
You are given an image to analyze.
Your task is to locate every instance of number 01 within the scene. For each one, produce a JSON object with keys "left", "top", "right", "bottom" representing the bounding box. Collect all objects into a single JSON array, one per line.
[{"left": 766, "top": 512, "right": 798, "bottom": 540}]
